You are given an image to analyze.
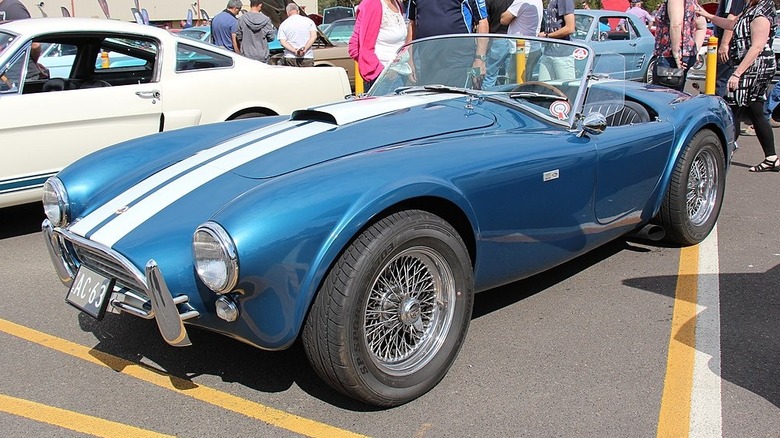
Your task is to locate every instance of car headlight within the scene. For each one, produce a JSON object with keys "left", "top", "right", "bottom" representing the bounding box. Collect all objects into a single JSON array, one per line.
[
  {"left": 42, "top": 177, "right": 69, "bottom": 227},
  {"left": 193, "top": 222, "right": 238, "bottom": 294}
]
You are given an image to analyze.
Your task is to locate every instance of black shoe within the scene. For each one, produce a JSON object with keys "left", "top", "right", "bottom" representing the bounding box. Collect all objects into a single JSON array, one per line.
[{"left": 748, "top": 157, "right": 780, "bottom": 172}]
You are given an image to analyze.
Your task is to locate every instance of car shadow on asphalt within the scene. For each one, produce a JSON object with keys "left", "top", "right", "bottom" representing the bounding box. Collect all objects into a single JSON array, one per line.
[
  {"left": 472, "top": 237, "right": 654, "bottom": 319},
  {"left": 74, "top": 236, "right": 665, "bottom": 411},
  {"left": 0, "top": 202, "right": 45, "bottom": 239},
  {"left": 623, "top": 263, "right": 780, "bottom": 409}
]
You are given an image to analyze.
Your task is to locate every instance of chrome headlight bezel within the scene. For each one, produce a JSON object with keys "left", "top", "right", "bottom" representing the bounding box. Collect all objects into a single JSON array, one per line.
[
  {"left": 42, "top": 177, "right": 69, "bottom": 227},
  {"left": 193, "top": 222, "right": 239, "bottom": 294}
]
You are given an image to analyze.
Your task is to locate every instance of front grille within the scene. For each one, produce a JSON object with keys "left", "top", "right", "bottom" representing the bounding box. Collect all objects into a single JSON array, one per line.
[{"left": 68, "top": 240, "right": 147, "bottom": 293}]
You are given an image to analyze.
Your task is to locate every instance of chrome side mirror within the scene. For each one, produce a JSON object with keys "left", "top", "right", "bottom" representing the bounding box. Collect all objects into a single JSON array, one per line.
[{"left": 579, "top": 112, "right": 607, "bottom": 136}]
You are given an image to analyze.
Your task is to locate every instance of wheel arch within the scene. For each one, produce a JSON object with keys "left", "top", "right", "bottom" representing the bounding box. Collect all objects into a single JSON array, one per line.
[
  {"left": 648, "top": 118, "right": 731, "bottom": 221},
  {"left": 226, "top": 106, "right": 278, "bottom": 120},
  {"left": 296, "top": 188, "right": 479, "bottom": 342}
]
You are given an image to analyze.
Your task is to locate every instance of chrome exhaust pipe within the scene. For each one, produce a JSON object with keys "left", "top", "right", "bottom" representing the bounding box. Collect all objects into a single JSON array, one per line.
[{"left": 632, "top": 224, "right": 665, "bottom": 242}]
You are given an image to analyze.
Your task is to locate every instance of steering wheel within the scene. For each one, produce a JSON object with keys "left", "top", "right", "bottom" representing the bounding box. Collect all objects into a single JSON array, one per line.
[{"left": 510, "top": 81, "right": 568, "bottom": 100}]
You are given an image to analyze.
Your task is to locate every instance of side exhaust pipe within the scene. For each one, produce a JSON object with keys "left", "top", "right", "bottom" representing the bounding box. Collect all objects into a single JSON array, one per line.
[{"left": 631, "top": 224, "right": 666, "bottom": 242}]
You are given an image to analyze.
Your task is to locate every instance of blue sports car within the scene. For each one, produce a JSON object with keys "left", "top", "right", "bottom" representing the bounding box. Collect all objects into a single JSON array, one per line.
[{"left": 43, "top": 34, "right": 734, "bottom": 407}]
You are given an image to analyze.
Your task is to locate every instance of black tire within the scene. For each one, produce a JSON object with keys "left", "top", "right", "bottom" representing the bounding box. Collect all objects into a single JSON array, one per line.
[
  {"left": 231, "top": 112, "right": 266, "bottom": 120},
  {"left": 658, "top": 129, "right": 725, "bottom": 245},
  {"left": 645, "top": 57, "right": 656, "bottom": 84},
  {"left": 302, "top": 210, "right": 474, "bottom": 407}
]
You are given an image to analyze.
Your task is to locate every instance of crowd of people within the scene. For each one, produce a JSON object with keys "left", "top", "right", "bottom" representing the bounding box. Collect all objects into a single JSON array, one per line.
[{"left": 4, "top": 0, "right": 777, "bottom": 172}]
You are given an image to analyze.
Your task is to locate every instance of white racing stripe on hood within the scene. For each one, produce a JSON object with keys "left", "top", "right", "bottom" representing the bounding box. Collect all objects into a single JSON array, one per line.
[
  {"left": 83, "top": 121, "right": 333, "bottom": 248},
  {"left": 314, "top": 93, "right": 457, "bottom": 125},
  {"left": 71, "top": 120, "right": 300, "bottom": 238}
]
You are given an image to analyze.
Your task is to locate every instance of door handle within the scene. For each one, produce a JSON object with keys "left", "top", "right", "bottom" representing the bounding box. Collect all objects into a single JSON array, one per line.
[{"left": 135, "top": 90, "right": 160, "bottom": 99}]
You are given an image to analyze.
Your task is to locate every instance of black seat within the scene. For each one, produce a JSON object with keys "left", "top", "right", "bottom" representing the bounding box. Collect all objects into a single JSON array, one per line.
[
  {"left": 79, "top": 79, "right": 112, "bottom": 89},
  {"left": 42, "top": 78, "right": 67, "bottom": 92},
  {"left": 584, "top": 100, "right": 651, "bottom": 126}
]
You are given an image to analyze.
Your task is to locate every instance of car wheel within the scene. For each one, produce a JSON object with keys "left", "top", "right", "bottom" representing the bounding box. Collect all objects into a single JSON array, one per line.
[
  {"left": 644, "top": 57, "right": 656, "bottom": 84},
  {"left": 231, "top": 112, "right": 267, "bottom": 120},
  {"left": 302, "top": 210, "right": 474, "bottom": 407},
  {"left": 658, "top": 129, "right": 725, "bottom": 245}
]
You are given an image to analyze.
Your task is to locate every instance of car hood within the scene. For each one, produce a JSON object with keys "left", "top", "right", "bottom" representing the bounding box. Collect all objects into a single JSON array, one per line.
[{"left": 228, "top": 93, "right": 496, "bottom": 179}]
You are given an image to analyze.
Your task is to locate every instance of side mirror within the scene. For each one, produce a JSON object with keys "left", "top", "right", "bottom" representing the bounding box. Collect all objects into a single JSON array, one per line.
[{"left": 579, "top": 112, "right": 607, "bottom": 136}]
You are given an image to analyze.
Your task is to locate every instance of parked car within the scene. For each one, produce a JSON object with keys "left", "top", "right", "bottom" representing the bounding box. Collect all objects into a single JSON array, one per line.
[
  {"left": 42, "top": 34, "right": 733, "bottom": 408},
  {"left": 175, "top": 22, "right": 355, "bottom": 90},
  {"left": 323, "top": 17, "right": 355, "bottom": 45},
  {"left": 0, "top": 18, "right": 350, "bottom": 208},
  {"left": 176, "top": 25, "right": 211, "bottom": 43},
  {"left": 573, "top": 9, "right": 656, "bottom": 82},
  {"left": 269, "top": 32, "right": 355, "bottom": 90}
]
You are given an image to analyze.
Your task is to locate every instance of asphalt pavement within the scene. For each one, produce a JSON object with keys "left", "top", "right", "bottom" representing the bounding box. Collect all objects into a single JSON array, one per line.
[{"left": 0, "top": 131, "right": 777, "bottom": 437}]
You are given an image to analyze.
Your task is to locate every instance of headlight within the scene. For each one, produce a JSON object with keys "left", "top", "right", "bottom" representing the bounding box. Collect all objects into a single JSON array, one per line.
[
  {"left": 42, "top": 177, "right": 69, "bottom": 227},
  {"left": 193, "top": 222, "right": 238, "bottom": 294}
]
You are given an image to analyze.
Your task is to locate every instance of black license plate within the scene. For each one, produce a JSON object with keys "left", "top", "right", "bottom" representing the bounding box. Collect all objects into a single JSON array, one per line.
[{"left": 66, "top": 266, "right": 115, "bottom": 320}]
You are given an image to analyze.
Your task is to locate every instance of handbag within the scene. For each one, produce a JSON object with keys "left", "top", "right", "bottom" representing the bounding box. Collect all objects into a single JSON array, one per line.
[
  {"left": 654, "top": 65, "right": 685, "bottom": 88},
  {"left": 652, "top": 1, "right": 687, "bottom": 88}
]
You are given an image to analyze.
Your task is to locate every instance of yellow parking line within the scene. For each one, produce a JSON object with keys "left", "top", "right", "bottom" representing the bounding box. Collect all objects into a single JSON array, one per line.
[
  {"left": 657, "top": 245, "right": 699, "bottom": 437},
  {"left": 0, "top": 393, "right": 173, "bottom": 438},
  {"left": 0, "top": 318, "right": 367, "bottom": 438}
]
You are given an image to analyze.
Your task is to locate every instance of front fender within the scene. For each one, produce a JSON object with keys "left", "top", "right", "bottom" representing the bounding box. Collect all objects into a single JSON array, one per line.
[
  {"left": 214, "top": 156, "right": 478, "bottom": 349},
  {"left": 646, "top": 94, "right": 734, "bottom": 219}
]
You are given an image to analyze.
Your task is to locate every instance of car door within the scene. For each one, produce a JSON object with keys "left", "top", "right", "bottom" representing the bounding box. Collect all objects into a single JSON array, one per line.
[
  {"left": 590, "top": 16, "right": 639, "bottom": 79},
  {"left": 0, "top": 40, "right": 162, "bottom": 207},
  {"left": 621, "top": 17, "right": 655, "bottom": 80}
]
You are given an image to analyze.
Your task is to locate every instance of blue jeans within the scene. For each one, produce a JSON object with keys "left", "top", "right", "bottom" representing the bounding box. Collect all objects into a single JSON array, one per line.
[
  {"left": 483, "top": 39, "right": 513, "bottom": 90},
  {"left": 764, "top": 82, "right": 780, "bottom": 120}
]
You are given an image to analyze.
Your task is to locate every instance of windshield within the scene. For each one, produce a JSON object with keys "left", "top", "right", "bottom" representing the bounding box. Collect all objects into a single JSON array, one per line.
[
  {"left": 367, "top": 34, "right": 599, "bottom": 124},
  {"left": 0, "top": 31, "right": 15, "bottom": 55}
]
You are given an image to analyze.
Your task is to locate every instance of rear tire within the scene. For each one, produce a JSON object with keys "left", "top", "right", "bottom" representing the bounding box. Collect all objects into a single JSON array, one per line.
[
  {"left": 302, "top": 210, "right": 474, "bottom": 407},
  {"left": 645, "top": 57, "right": 656, "bottom": 84},
  {"left": 231, "top": 112, "right": 266, "bottom": 120},
  {"left": 659, "top": 129, "right": 725, "bottom": 245}
]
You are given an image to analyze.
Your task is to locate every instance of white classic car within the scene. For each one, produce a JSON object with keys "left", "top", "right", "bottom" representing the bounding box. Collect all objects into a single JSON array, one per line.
[{"left": 0, "top": 18, "right": 351, "bottom": 208}]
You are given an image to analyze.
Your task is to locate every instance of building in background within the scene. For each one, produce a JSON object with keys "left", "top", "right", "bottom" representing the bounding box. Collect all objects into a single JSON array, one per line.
[{"left": 21, "top": 1, "right": 319, "bottom": 28}]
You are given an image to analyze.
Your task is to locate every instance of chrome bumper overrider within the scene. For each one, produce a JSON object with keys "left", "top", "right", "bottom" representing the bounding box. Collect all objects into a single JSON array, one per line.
[{"left": 42, "top": 220, "right": 199, "bottom": 347}]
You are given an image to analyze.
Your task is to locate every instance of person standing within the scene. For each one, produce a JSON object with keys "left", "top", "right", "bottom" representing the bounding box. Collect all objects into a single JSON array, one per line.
[
  {"left": 211, "top": 0, "right": 243, "bottom": 53},
  {"left": 349, "top": 0, "right": 407, "bottom": 92},
  {"left": 406, "top": 0, "right": 489, "bottom": 86},
  {"left": 0, "top": 0, "right": 30, "bottom": 21},
  {"left": 538, "top": 0, "right": 576, "bottom": 80},
  {"left": 278, "top": 3, "right": 317, "bottom": 67},
  {"left": 697, "top": 0, "right": 778, "bottom": 172},
  {"left": 498, "top": 0, "right": 543, "bottom": 83},
  {"left": 713, "top": 0, "right": 746, "bottom": 97},
  {"left": 626, "top": 1, "right": 655, "bottom": 27},
  {"left": 236, "top": 0, "right": 276, "bottom": 63},
  {"left": 651, "top": 0, "right": 698, "bottom": 92},
  {"left": 480, "top": 0, "right": 512, "bottom": 89}
]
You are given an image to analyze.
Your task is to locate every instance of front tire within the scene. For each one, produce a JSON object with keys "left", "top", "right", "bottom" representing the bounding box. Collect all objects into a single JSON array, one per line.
[
  {"left": 302, "top": 210, "right": 474, "bottom": 407},
  {"left": 659, "top": 129, "right": 725, "bottom": 245}
]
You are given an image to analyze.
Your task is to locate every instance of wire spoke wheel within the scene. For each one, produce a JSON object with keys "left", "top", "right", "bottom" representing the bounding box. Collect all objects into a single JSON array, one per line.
[
  {"left": 659, "top": 129, "right": 725, "bottom": 245},
  {"left": 686, "top": 147, "right": 718, "bottom": 226},
  {"left": 364, "top": 247, "right": 455, "bottom": 376},
  {"left": 302, "top": 210, "right": 474, "bottom": 406}
]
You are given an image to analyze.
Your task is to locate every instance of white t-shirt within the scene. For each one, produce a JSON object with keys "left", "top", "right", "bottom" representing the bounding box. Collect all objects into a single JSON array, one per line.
[
  {"left": 374, "top": 1, "right": 407, "bottom": 67},
  {"left": 278, "top": 14, "right": 317, "bottom": 58},
  {"left": 506, "top": 0, "right": 543, "bottom": 37}
]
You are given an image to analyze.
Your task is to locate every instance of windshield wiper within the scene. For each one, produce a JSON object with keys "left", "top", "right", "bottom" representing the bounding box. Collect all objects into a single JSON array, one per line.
[
  {"left": 508, "top": 91, "right": 568, "bottom": 101},
  {"left": 396, "top": 84, "right": 483, "bottom": 96}
]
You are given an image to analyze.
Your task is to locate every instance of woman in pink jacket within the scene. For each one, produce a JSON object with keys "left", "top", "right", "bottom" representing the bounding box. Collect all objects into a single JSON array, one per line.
[{"left": 348, "top": 0, "right": 408, "bottom": 93}]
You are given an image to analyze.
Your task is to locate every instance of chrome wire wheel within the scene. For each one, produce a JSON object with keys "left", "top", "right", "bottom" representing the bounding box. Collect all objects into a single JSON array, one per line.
[
  {"left": 363, "top": 246, "right": 456, "bottom": 376},
  {"left": 686, "top": 147, "right": 718, "bottom": 226}
]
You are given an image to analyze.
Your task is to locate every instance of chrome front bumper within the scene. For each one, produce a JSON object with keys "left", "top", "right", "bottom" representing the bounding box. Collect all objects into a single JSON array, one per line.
[{"left": 42, "top": 220, "right": 199, "bottom": 347}]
